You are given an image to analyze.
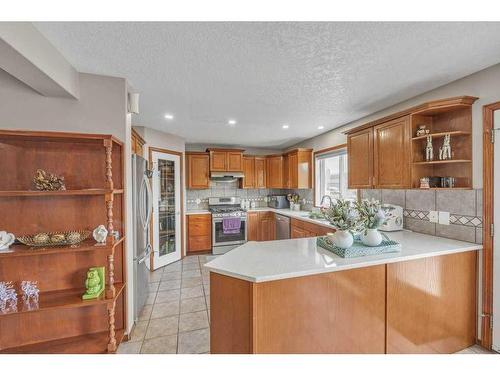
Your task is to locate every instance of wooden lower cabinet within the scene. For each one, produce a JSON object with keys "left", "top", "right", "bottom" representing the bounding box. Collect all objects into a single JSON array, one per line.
[
  {"left": 210, "top": 251, "right": 477, "bottom": 354},
  {"left": 210, "top": 265, "right": 386, "bottom": 354},
  {"left": 247, "top": 212, "right": 259, "bottom": 241},
  {"left": 247, "top": 211, "right": 275, "bottom": 241},
  {"left": 291, "top": 225, "right": 308, "bottom": 239},
  {"left": 290, "top": 218, "right": 332, "bottom": 238},
  {"left": 386, "top": 251, "right": 476, "bottom": 353},
  {"left": 259, "top": 212, "right": 275, "bottom": 241},
  {"left": 187, "top": 214, "right": 212, "bottom": 253}
]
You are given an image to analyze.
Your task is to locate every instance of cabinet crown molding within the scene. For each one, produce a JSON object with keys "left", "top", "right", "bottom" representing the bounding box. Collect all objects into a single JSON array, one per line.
[{"left": 344, "top": 96, "right": 478, "bottom": 135}]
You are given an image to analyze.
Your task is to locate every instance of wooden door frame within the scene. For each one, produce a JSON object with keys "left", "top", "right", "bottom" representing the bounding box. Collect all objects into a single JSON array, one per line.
[
  {"left": 148, "top": 146, "right": 185, "bottom": 270},
  {"left": 481, "top": 101, "right": 500, "bottom": 349}
]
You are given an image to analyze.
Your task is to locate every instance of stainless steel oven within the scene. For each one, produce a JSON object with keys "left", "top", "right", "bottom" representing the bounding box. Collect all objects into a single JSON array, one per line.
[{"left": 209, "top": 197, "right": 247, "bottom": 254}]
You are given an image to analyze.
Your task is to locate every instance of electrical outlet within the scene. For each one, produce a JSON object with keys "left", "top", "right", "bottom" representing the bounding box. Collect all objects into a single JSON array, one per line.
[
  {"left": 429, "top": 210, "right": 438, "bottom": 223},
  {"left": 438, "top": 211, "right": 450, "bottom": 225}
]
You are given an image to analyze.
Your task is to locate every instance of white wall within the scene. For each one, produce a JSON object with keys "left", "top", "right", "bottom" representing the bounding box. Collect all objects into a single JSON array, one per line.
[
  {"left": 0, "top": 69, "right": 126, "bottom": 140},
  {"left": 0, "top": 22, "right": 79, "bottom": 98},
  {"left": 291, "top": 62, "right": 500, "bottom": 189}
]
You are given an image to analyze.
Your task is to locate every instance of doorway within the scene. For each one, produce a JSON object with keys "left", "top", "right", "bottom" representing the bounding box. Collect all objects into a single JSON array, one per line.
[{"left": 149, "top": 147, "right": 184, "bottom": 270}]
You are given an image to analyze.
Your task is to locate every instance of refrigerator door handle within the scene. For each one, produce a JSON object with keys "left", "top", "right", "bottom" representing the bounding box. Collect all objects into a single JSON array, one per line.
[{"left": 144, "top": 175, "right": 153, "bottom": 230}]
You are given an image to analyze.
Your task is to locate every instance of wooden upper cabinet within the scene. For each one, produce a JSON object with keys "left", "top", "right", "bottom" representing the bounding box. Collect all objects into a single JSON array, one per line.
[
  {"left": 345, "top": 96, "right": 476, "bottom": 190},
  {"left": 347, "top": 128, "right": 373, "bottom": 189},
  {"left": 373, "top": 116, "right": 411, "bottom": 188},
  {"left": 286, "top": 149, "right": 312, "bottom": 189},
  {"left": 282, "top": 155, "right": 290, "bottom": 188},
  {"left": 266, "top": 155, "right": 284, "bottom": 188},
  {"left": 131, "top": 128, "right": 145, "bottom": 156},
  {"left": 207, "top": 148, "right": 244, "bottom": 172},
  {"left": 241, "top": 156, "right": 255, "bottom": 188},
  {"left": 210, "top": 151, "right": 227, "bottom": 171},
  {"left": 186, "top": 152, "right": 210, "bottom": 189},
  {"left": 254, "top": 157, "right": 267, "bottom": 188},
  {"left": 227, "top": 152, "right": 243, "bottom": 171}
]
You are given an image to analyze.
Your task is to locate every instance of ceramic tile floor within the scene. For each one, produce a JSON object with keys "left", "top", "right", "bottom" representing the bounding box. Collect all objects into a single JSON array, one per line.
[
  {"left": 117, "top": 254, "right": 217, "bottom": 354},
  {"left": 117, "top": 255, "right": 495, "bottom": 355}
]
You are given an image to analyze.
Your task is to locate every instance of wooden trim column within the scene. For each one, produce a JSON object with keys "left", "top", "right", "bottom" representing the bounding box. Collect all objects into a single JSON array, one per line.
[{"left": 481, "top": 102, "right": 500, "bottom": 349}]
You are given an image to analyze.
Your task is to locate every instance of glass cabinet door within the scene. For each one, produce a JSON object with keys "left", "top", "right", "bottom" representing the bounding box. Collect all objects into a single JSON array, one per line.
[{"left": 150, "top": 150, "right": 181, "bottom": 269}]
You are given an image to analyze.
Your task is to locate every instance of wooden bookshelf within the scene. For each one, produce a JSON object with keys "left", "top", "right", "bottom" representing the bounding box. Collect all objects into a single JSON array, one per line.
[{"left": 0, "top": 130, "right": 126, "bottom": 354}]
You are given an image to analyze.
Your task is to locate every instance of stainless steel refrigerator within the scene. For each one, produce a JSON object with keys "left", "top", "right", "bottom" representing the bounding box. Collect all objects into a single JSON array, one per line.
[{"left": 132, "top": 154, "right": 153, "bottom": 322}]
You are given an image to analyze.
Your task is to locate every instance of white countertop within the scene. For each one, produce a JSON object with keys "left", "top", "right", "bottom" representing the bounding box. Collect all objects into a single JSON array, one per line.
[
  {"left": 185, "top": 210, "right": 211, "bottom": 215},
  {"left": 204, "top": 230, "right": 482, "bottom": 283}
]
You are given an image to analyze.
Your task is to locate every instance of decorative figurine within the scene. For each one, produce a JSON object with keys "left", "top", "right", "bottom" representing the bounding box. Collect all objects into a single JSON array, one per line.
[
  {"left": 416, "top": 125, "right": 428, "bottom": 137},
  {"left": 21, "top": 281, "right": 39, "bottom": 303},
  {"left": 0, "top": 231, "right": 15, "bottom": 251},
  {"left": 425, "top": 135, "right": 433, "bottom": 161},
  {"left": 440, "top": 134, "right": 452, "bottom": 160},
  {"left": 82, "top": 267, "right": 105, "bottom": 300},
  {"left": 92, "top": 225, "right": 108, "bottom": 244},
  {"left": 33, "top": 169, "right": 66, "bottom": 191},
  {"left": 0, "top": 281, "right": 17, "bottom": 313},
  {"left": 420, "top": 177, "right": 430, "bottom": 189}
]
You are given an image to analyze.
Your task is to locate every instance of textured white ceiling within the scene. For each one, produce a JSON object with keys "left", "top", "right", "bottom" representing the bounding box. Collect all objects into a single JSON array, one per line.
[{"left": 34, "top": 22, "right": 500, "bottom": 148}]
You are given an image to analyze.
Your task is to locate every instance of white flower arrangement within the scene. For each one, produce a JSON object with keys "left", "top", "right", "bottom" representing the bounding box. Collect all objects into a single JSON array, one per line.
[
  {"left": 355, "top": 198, "right": 389, "bottom": 230},
  {"left": 322, "top": 198, "right": 364, "bottom": 232}
]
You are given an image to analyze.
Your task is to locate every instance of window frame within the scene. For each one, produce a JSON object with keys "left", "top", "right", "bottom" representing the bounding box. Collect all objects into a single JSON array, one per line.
[{"left": 313, "top": 144, "right": 358, "bottom": 207}]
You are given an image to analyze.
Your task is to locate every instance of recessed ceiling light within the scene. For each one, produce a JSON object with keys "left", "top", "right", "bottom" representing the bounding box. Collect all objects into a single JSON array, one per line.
[
  {"left": 318, "top": 126, "right": 324, "bottom": 130},
  {"left": 282, "top": 124, "right": 289, "bottom": 129},
  {"left": 164, "top": 113, "right": 174, "bottom": 120},
  {"left": 228, "top": 119, "right": 237, "bottom": 126}
]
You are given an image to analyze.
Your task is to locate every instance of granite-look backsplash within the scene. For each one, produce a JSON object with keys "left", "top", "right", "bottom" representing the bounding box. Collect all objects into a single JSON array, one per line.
[{"left": 360, "top": 189, "right": 483, "bottom": 244}]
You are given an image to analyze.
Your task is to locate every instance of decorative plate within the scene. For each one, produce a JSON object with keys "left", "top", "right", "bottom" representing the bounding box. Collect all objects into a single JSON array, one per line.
[{"left": 17, "top": 230, "right": 91, "bottom": 247}]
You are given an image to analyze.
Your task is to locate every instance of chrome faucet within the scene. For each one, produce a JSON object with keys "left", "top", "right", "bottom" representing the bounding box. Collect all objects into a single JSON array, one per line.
[{"left": 320, "top": 195, "right": 333, "bottom": 208}]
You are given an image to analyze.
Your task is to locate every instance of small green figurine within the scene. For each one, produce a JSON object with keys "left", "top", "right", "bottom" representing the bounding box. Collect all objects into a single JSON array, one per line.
[{"left": 82, "top": 266, "right": 105, "bottom": 300}]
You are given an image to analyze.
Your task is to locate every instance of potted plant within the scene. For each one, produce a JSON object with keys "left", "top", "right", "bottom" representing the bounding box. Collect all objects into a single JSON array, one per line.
[
  {"left": 355, "top": 199, "right": 388, "bottom": 246},
  {"left": 322, "top": 199, "right": 362, "bottom": 249}
]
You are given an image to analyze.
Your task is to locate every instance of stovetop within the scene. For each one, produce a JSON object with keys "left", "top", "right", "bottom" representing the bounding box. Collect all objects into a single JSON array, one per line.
[{"left": 209, "top": 205, "right": 246, "bottom": 218}]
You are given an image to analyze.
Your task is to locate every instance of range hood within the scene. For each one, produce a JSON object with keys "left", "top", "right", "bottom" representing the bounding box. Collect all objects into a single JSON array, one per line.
[{"left": 210, "top": 171, "right": 245, "bottom": 182}]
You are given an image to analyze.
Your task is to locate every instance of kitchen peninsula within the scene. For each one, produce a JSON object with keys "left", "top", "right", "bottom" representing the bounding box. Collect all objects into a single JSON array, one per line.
[{"left": 204, "top": 231, "right": 481, "bottom": 354}]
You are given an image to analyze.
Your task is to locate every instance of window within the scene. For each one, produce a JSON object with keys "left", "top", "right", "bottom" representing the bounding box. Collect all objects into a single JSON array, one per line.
[{"left": 314, "top": 147, "right": 357, "bottom": 206}]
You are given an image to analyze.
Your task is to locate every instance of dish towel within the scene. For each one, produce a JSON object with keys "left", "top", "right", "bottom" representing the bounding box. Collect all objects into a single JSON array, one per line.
[{"left": 222, "top": 217, "right": 241, "bottom": 234}]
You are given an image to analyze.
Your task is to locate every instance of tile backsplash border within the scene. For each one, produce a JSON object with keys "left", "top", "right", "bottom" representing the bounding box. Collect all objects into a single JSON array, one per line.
[{"left": 360, "top": 189, "right": 483, "bottom": 244}]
